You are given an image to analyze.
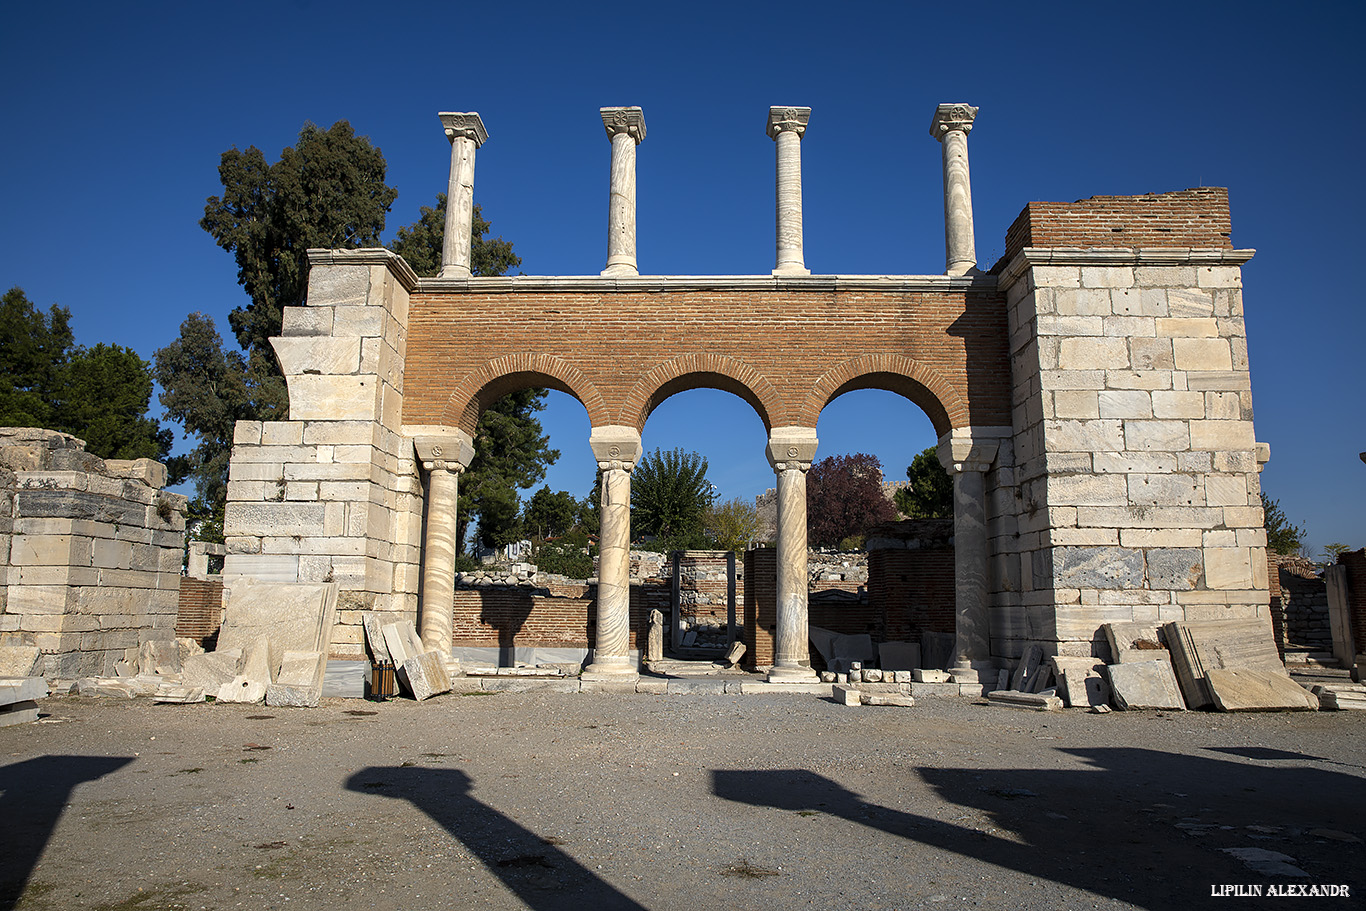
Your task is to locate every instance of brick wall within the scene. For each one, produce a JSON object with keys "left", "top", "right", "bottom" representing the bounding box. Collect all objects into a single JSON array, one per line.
[
  {"left": 869, "top": 549, "right": 956, "bottom": 641},
  {"left": 743, "top": 549, "right": 777, "bottom": 667},
  {"left": 1000, "top": 187, "right": 1233, "bottom": 267},
  {"left": 1339, "top": 549, "right": 1366, "bottom": 655},
  {"left": 1267, "top": 554, "right": 1329, "bottom": 653},
  {"left": 175, "top": 577, "right": 224, "bottom": 644}
]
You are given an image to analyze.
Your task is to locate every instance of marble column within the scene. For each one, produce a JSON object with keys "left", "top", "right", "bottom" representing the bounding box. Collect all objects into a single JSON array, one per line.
[
  {"left": 438, "top": 112, "right": 488, "bottom": 279},
  {"left": 600, "top": 107, "right": 646, "bottom": 277},
  {"left": 414, "top": 431, "right": 476, "bottom": 653},
  {"left": 937, "top": 430, "right": 1000, "bottom": 681},
  {"left": 767, "top": 427, "right": 819, "bottom": 681},
  {"left": 767, "top": 106, "right": 811, "bottom": 276},
  {"left": 584, "top": 425, "right": 644, "bottom": 678},
  {"left": 929, "top": 103, "right": 979, "bottom": 277}
]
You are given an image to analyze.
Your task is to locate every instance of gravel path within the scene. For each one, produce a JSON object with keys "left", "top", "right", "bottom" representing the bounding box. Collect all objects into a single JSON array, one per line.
[{"left": 2, "top": 692, "right": 1363, "bottom": 910}]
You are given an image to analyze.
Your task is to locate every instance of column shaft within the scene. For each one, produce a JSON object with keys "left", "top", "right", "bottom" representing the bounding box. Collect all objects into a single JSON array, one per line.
[
  {"left": 940, "top": 129, "right": 976, "bottom": 275},
  {"left": 441, "top": 136, "right": 477, "bottom": 278},
  {"left": 770, "top": 465, "right": 816, "bottom": 679},
  {"left": 419, "top": 467, "right": 460, "bottom": 652},
  {"left": 605, "top": 131, "right": 638, "bottom": 274},
  {"left": 951, "top": 466, "right": 990, "bottom": 669},
  {"left": 587, "top": 466, "right": 634, "bottom": 673}
]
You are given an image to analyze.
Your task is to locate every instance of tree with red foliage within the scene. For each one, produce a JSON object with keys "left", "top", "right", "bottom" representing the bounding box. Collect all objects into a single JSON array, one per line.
[{"left": 806, "top": 453, "right": 897, "bottom": 548}]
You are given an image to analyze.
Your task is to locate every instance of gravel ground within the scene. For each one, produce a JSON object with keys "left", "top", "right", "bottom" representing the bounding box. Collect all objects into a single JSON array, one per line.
[{"left": 2, "top": 691, "right": 1363, "bottom": 911}]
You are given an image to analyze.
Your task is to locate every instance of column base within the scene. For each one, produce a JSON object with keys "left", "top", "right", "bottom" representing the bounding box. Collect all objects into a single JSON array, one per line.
[
  {"left": 772, "top": 264, "right": 811, "bottom": 276},
  {"left": 581, "top": 655, "right": 639, "bottom": 682},
  {"left": 439, "top": 265, "right": 473, "bottom": 279},
  {"left": 600, "top": 262, "right": 639, "bottom": 277},
  {"left": 948, "top": 660, "right": 996, "bottom": 686},
  {"left": 945, "top": 261, "right": 981, "bottom": 277},
  {"left": 766, "top": 664, "right": 819, "bottom": 683}
]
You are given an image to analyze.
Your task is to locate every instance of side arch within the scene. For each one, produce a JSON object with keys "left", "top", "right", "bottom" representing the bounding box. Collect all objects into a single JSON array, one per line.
[
  {"left": 441, "top": 354, "right": 610, "bottom": 434},
  {"left": 622, "top": 353, "right": 781, "bottom": 432},
  {"left": 800, "top": 354, "right": 967, "bottom": 437}
]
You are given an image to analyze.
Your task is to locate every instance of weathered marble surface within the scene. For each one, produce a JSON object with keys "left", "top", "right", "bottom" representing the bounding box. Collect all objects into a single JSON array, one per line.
[
  {"left": 929, "top": 103, "right": 978, "bottom": 275},
  {"left": 600, "top": 107, "right": 645, "bottom": 276},
  {"left": 438, "top": 112, "right": 487, "bottom": 279},
  {"left": 767, "top": 106, "right": 811, "bottom": 275}
]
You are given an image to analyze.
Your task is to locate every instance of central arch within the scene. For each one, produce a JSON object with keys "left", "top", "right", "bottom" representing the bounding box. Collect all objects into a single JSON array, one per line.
[
  {"left": 801, "top": 354, "right": 967, "bottom": 437},
  {"left": 442, "top": 353, "right": 610, "bottom": 434},
  {"left": 624, "top": 353, "right": 781, "bottom": 432}
]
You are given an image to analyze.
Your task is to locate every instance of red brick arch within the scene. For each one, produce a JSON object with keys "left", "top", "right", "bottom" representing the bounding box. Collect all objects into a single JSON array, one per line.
[
  {"left": 622, "top": 353, "right": 782, "bottom": 432},
  {"left": 801, "top": 354, "right": 966, "bottom": 438},
  {"left": 441, "top": 354, "right": 610, "bottom": 435}
]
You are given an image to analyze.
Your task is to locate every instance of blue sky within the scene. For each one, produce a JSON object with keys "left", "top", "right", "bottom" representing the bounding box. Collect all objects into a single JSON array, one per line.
[{"left": 2, "top": 1, "right": 1362, "bottom": 554}]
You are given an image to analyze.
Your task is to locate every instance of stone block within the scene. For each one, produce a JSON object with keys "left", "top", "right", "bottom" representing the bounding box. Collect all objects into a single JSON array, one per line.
[
  {"left": 1049, "top": 656, "right": 1108, "bottom": 707},
  {"left": 182, "top": 651, "right": 241, "bottom": 690},
  {"left": 1145, "top": 548, "right": 1203, "bottom": 589},
  {"left": 1189, "top": 420, "right": 1255, "bottom": 452},
  {"left": 277, "top": 650, "right": 327, "bottom": 689},
  {"left": 0, "top": 702, "right": 40, "bottom": 727},
  {"left": 1151, "top": 391, "right": 1204, "bottom": 419},
  {"left": 912, "top": 668, "right": 952, "bottom": 683},
  {"left": 738, "top": 682, "right": 832, "bottom": 696},
  {"left": 986, "top": 690, "right": 1063, "bottom": 711},
  {"left": 1053, "top": 390, "right": 1099, "bottom": 419},
  {"left": 216, "top": 676, "right": 267, "bottom": 704},
  {"left": 1205, "top": 669, "right": 1317, "bottom": 712},
  {"left": 265, "top": 683, "right": 321, "bottom": 707},
  {"left": 833, "top": 684, "right": 861, "bottom": 706},
  {"left": 1044, "top": 419, "right": 1124, "bottom": 452},
  {"left": 1123, "top": 420, "right": 1190, "bottom": 452},
  {"left": 1098, "top": 391, "right": 1152, "bottom": 419},
  {"left": 399, "top": 651, "right": 452, "bottom": 701},
  {"left": 361, "top": 611, "right": 394, "bottom": 663},
  {"left": 861, "top": 693, "right": 914, "bottom": 707},
  {"left": 911, "top": 682, "right": 962, "bottom": 697},
  {"left": 1059, "top": 337, "right": 1129, "bottom": 370},
  {"left": 1128, "top": 473, "right": 1201, "bottom": 507},
  {"left": 1104, "top": 661, "right": 1185, "bottom": 710},
  {"left": 0, "top": 645, "right": 41, "bottom": 677},
  {"left": 634, "top": 679, "right": 668, "bottom": 695},
  {"left": 1055, "top": 547, "right": 1144, "bottom": 590},
  {"left": 217, "top": 578, "right": 338, "bottom": 671},
  {"left": 1204, "top": 547, "right": 1253, "bottom": 589},
  {"left": 0, "top": 677, "right": 48, "bottom": 706}
]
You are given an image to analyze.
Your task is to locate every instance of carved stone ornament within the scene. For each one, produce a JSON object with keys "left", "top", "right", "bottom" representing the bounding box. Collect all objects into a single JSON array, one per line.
[
  {"left": 601, "top": 106, "right": 646, "bottom": 143},
  {"left": 439, "top": 112, "right": 489, "bottom": 148},
  {"left": 929, "top": 103, "right": 978, "bottom": 139},
  {"left": 766, "top": 105, "right": 811, "bottom": 139},
  {"left": 596, "top": 459, "right": 634, "bottom": 473},
  {"left": 422, "top": 459, "right": 467, "bottom": 473}
]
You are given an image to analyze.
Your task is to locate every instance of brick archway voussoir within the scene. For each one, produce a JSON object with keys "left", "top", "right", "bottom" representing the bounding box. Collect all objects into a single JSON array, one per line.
[
  {"left": 623, "top": 353, "right": 780, "bottom": 432},
  {"left": 801, "top": 354, "right": 966, "bottom": 438},
  {"left": 441, "top": 354, "right": 609, "bottom": 435}
]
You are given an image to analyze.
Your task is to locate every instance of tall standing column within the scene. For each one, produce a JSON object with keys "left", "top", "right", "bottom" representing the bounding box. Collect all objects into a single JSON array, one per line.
[
  {"left": 767, "top": 106, "right": 812, "bottom": 276},
  {"left": 438, "top": 112, "right": 488, "bottom": 279},
  {"left": 767, "top": 427, "right": 819, "bottom": 681},
  {"left": 600, "top": 107, "right": 646, "bottom": 277},
  {"left": 929, "top": 103, "right": 979, "bottom": 276},
  {"left": 937, "top": 430, "right": 1000, "bottom": 680},
  {"left": 584, "top": 425, "right": 644, "bottom": 679},
  {"left": 414, "top": 432, "right": 476, "bottom": 653}
]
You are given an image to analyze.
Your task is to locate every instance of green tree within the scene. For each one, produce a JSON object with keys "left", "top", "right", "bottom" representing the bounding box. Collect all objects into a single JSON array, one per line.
[
  {"left": 1323, "top": 542, "right": 1352, "bottom": 564},
  {"left": 894, "top": 446, "right": 954, "bottom": 519},
  {"left": 1261, "top": 492, "right": 1306, "bottom": 556},
  {"left": 522, "top": 487, "right": 581, "bottom": 539},
  {"left": 459, "top": 388, "right": 559, "bottom": 552},
  {"left": 388, "top": 194, "right": 521, "bottom": 278},
  {"left": 201, "top": 120, "right": 398, "bottom": 362},
  {"left": 807, "top": 453, "right": 897, "bottom": 548},
  {"left": 632, "top": 447, "right": 713, "bottom": 545},
  {"left": 705, "top": 496, "right": 762, "bottom": 553},
  {"left": 0, "top": 287, "right": 176, "bottom": 469}
]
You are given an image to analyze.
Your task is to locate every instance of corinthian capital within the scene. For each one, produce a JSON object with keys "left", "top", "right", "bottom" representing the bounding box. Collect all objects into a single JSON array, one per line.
[
  {"left": 601, "top": 106, "right": 646, "bottom": 144},
  {"left": 439, "top": 112, "right": 488, "bottom": 147},
  {"left": 766, "top": 106, "right": 811, "bottom": 139},
  {"left": 929, "top": 103, "right": 978, "bottom": 140}
]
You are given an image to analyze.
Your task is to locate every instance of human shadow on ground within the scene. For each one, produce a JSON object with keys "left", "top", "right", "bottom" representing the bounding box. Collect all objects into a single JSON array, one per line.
[
  {"left": 714, "top": 746, "right": 1366, "bottom": 910},
  {"left": 345, "top": 766, "right": 648, "bottom": 911},
  {"left": 0, "top": 754, "right": 133, "bottom": 911}
]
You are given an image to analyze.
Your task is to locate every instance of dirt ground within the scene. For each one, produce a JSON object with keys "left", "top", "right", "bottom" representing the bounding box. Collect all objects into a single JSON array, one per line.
[{"left": 1, "top": 690, "right": 1363, "bottom": 911}]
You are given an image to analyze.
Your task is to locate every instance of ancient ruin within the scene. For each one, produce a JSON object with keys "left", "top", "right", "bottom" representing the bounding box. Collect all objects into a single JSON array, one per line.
[{"left": 213, "top": 100, "right": 1291, "bottom": 694}]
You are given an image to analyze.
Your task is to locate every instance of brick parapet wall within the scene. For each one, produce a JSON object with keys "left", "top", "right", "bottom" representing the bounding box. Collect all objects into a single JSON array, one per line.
[
  {"left": 999, "top": 188, "right": 1233, "bottom": 267},
  {"left": 175, "top": 577, "right": 224, "bottom": 643}
]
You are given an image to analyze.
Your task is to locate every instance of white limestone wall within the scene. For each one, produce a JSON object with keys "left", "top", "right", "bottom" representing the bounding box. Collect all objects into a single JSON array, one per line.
[
  {"left": 223, "top": 250, "right": 425, "bottom": 657},
  {"left": 1000, "top": 248, "right": 1266, "bottom": 657}
]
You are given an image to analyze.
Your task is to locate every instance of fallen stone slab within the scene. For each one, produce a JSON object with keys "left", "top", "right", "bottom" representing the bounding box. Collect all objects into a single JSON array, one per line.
[
  {"left": 1105, "top": 661, "right": 1185, "bottom": 711},
  {"left": 1162, "top": 618, "right": 1283, "bottom": 709},
  {"left": 153, "top": 685, "right": 205, "bottom": 704},
  {"left": 1205, "top": 669, "right": 1318, "bottom": 712},
  {"left": 1010, "top": 645, "right": 1045, "bottom": 692},
  {"left": 216, "top": 676, "right": 267, "bottom": 704},
  {"left": 986, "top": 690, "right": 1063, "bottom": 711},
  {"left": 0, "top": 701, "right": 40, "bottom": 727},
  {"left": 265, "top": 683, "right": 321, "bottom": 708},
  {"left": 911, "top": 682, "right": 963, "bottom": 698},
  {"left": 833, "top": 685, "right": 861, "bottom": 706},
  {"left": 240, "top": 636, "right": 274, "bottom": 685},
  {"left": 724, "top": 640, "right": 746, "bottom": 666},
  {"left": 1116, "top": 648, "right": 1173, "bottom": 666},
  {"left": 398, "top": 651, "right": 452, "bottom": 701},
  {"left": 277, "top": 651, "right": 326, "bottom": 689},
  {"left": 217, "top": 577, "right": 339, "bottom": 671},
  {"left": 0, "top": 677, "right": 48, "bottom": 706},
  {"left": 862, "top": 693, "right": 914, "bottom": 707},
  {"left": 0, "top": 646, "right": 42, "bottom": 677},
  {"left": 361, "top": 611, "right": 394, "bottom": 664},
  {"left": 182, "top": 652, "right": 240, "bottom": 691},
  {"left": 1049, "top": 656, "right": 1109, "bottom": 708},
  {"left": 93, "top": 679, "right": 139, "bottom": 699},
  {"left": 128, "top": 675, "right": 163, "bottom": 697},
  {"left": 1103, "top": 621, "right": 1163, "bottom": 660},
  {"left": 382, "top": 621, "right": 425, "bottom": 667},
  {"left": 138, "top": 639, "right": 181, "bottom": 676}
]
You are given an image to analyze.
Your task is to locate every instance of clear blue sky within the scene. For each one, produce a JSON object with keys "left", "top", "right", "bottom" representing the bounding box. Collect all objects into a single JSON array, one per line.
[{"left": 2, "top": 1, "right": 1362, "bottom": 555}]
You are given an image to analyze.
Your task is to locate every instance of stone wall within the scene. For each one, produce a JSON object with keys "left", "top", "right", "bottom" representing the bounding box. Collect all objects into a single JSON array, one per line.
[
  {"left": 223, "top": 251, "right": 425, "bottom": 659},
  {"left": 0, "top": 428, "right": 186, "bottom": 678},
  {"left": 1267, "top": 554, "right": 1330, "bottom": 653},
  {"left": 995, "top": 188, "right": 1266, "bottom": 659}
]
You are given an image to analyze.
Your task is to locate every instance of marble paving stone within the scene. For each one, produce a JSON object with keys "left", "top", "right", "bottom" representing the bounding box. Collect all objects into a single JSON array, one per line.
[
  {"left": 1205, "top": 669, "right": 1318, "bottom": 712},
  {"left": 861, "top": 693, "right": 914, "bottom": 707},
  {"left": 878, "top": 641, "right": 920, "bottom": 671},
  {"left": 399, "top": 651, "right": 452, "bottom": 701},
  {"left": 834, "top": 684, "right": 861, "bottom": 706},
  {"left": 1105, "top": 661, "right": 1185, "bottom": 710}
]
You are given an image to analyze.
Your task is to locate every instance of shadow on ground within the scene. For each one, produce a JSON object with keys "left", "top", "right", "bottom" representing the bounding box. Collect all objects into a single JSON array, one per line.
[
  {"left": 345, "top": 766, "right": 648, "bottom": 911},
  {"left": 713, "top": 746, "right": 1366, "bottom": 910},
  {"left": 0, "top": 755, "right": 133, "bottom": 911}
]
